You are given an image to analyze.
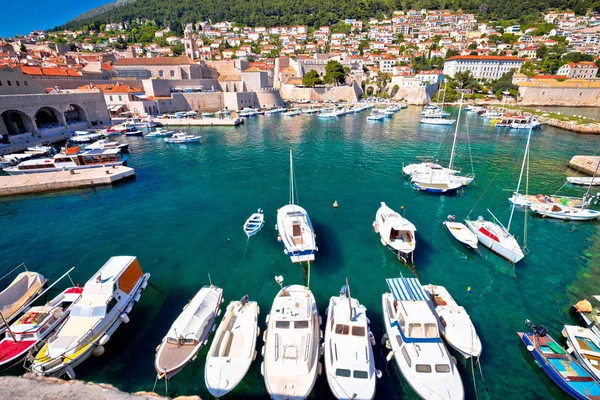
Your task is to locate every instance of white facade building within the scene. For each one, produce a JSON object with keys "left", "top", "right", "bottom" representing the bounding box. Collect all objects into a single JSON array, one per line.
[
  {"left": 443, "top": 56, "right": 525, "bottom": 80},
  {"left": 557, "top": 62, "right": 598, "bottom": 79}
]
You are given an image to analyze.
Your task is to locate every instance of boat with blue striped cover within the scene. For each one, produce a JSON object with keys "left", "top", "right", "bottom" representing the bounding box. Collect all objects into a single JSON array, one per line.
[
  {"left": 518, "top": 320, "right": 600, "bottom": 400},
  {"left": 382, "top": 277, "right": 464, "bottom": 400}
]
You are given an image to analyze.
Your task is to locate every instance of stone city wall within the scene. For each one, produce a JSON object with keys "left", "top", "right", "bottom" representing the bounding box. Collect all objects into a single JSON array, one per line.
[
  {"left": 518, "top": 85, "right": 600, "bottom": 106},
  {"left": 279, "top": 84, "right": 361, "bottom": 103}
]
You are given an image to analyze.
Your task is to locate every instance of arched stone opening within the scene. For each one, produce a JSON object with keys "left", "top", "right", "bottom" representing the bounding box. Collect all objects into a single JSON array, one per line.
[
  {"left": 64, "top": 104, "right": 87, "bottom": 125},
  {"left": 35, "top": 107, "right": 62, "bottom": 130},
  {"left": 1, "top": 109, "right": 35, "bottom": 136}
]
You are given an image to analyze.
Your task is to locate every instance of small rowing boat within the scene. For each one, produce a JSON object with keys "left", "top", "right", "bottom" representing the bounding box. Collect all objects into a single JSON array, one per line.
[
  {"left": 243, "top": 209, "right": 264, "bottom": 238},
  {"left": 443, "top": 215, "right": 478, "bottom": 249}
]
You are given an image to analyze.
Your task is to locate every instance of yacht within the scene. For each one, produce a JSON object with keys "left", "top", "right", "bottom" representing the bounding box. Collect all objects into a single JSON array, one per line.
[
  {"left": 262, "top": 284, "right": 321, "bottom": 400},
  {"left": 420, "top": 115, "right": 456, "bottom": 125},
  {"left": 31, "top": 256, "right": 150, "bottom": 378},
  {"left": 164, "top": 132, "right": 202, "bottom": 144},
  {"left": 3, "top": 148, "right": 128, "bottom": 175},
  {"left": 85, "top": 139, "right": 129, "bottom": 153},
  {"left": 324, "top": 283, "right": 377, "bottom": 400},
  {"left": 382, "top": 277, "right": 464, "bottom": 400},
  {"left": 373, "top": 202, "right": 416, "bottom": 263}
]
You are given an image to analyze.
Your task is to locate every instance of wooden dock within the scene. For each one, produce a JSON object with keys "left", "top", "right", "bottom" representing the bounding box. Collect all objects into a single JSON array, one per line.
[
  {"left": 154, "top": 117, "right": 242, "bottom": 127},
  {"left": 568, "top": 156, "right": 600, "bottom": 176},
  {"left": 0, "top": 166, "right": 135, "bottom": 197}
]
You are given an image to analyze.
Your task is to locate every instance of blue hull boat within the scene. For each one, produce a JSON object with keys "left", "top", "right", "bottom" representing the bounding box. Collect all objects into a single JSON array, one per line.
[{"left": 519, "top": 322, "right": 600, "bottom": 400}]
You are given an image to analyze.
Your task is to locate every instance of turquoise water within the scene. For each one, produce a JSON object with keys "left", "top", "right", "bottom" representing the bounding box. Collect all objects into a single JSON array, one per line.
[{"left": 2, "top": 107, "right": 600, "bottom": 399}]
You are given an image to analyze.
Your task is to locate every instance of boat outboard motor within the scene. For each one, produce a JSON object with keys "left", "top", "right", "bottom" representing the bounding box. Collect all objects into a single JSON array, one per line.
[
  {"left": 447, "top": 215, "right": 456, "bottom": 222},
  {"left": 525, "top": 319, "right": 547, "bottom": 337},
  {"left": 240, "top": 292, "right": 250, "bottom": 307}
]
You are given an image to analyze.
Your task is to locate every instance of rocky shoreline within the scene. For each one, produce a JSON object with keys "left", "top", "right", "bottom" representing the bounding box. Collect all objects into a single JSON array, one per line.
[{"left": 0, "top": 374, "right": 200, "bottom": 400}]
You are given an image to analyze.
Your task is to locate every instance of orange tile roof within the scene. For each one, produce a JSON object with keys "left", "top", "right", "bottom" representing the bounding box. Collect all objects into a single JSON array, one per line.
[
  {"left": 446, "top": 55, "right": 524, "bottom": 62},
  {"left": 76, "top": 83, "right": 143, "bottom": 93},
  {"left": 20, "top": 66, "right": 82, "bottom": 77},
  {"left": 114, "top": 56, "right": 196, "bottom": 66}
]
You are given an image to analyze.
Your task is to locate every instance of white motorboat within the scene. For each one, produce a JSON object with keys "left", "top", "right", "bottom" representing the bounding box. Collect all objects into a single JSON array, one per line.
[
  {"left": 402, "top": 162, "right": 457, "bottom": 177},
  {"left": 509, "top": 193, "right": 591, "bottom": 209},
  {"left": 465, "top": 215, "right": 524, "bottom": 263},
  {"left": 563, "top": 325, "right": 600, "bottom": 381},
  {"left": 238, "top": 108, "right": 258, "bottom": 117},
  {"left": 443, "top": 215, "right": 478, "bottom": 249},
  {"left": 420, "top": 116, "right": 456, "bottom": 125},
  {"left": 568, "top": 177, "right": 600, "bottom": 186},
  {"left": 284, "top": 109, "right": 302, "bottom": 117},
  {"left": 373, "top": 202, "right": 416, "bottom": 263},
  {"left": 69, "top": 131, "right": 102, "bottom": 143},
  {"left": 85, "top": 139, "right": 129, "bottom": 153},
  {"left": 244, "top": 209, "right": 265, "bottom": 238},
  {"left": 164, "top": 132, "right": 202, "bottom": 144},
  {"left": 530, "top": 203, "right": 600, "bottom": 221},
  {"left": 201, "top": 112, "right": 214, "bottom": 117},
  {"left": 3, "top": 148, "right": 128, "bottom": 175},
  {"left": 155, "top": 285, "right": 223, "bottom": 381},
  {"left": 265, "top": 107, "right": 286, "bottom": 115},
  {"left": 481, "top": 110, "right": 502, "bottom": 119},
  {"left": 510, "top": 116, "right": 541, "bottom": 130},
  {"left": 25, "top": 146, "right": 54, "bottom": 156},
  {"left": 31, "top": 256, "right": 150, "bottom": 378},
  {"left": 205, "top": 296, "right": 259, "bottom": 397},
  {"left": 382, "top": 277, "right": 464, "bottom": 400},
  {"left": 262, "top": 284, "right": 321, "bottom": 400},
  {"left": 276, "top": 150, "right": 317, "bottom": 263},
  {"left": 146, "top": 128, "right": 175, "bottom": 137},
  {"left": 124, "top": 129, "right": 144, "bottom": 137},
  {"left": 0, "top": 285, "right": 82, "bottom": 368},
  {"left": 324, "top": 283, "right": 377, "bottom": 400},
  {"left": 0, "top": 270, "right": 47, "bottom": 334},
  {"left": 366, "top": 110, "right": 385, "bottom": 121},
  {"left": 423, "top": 284, "right": 482, "bottom": 359}
]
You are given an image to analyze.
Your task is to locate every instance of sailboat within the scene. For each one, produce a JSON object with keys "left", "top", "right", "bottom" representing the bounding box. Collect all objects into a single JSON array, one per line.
[
  {"left": 465, "top": 125, "right": 532, "bottom": 264},
  {"left": 420, "top": 82, "right": 455, "bottom": 125},
  {"left": 324, "top": 280, "right": 377, "bottom": 400},
  {"left": 531, "top": 160, "right": 600, "bottom": 221},
  {"left": 276, "top": 149, "right": 317, "bottom": 263},
  {"left": 412, "top": 93, "right": 474, "bottom": 193}
]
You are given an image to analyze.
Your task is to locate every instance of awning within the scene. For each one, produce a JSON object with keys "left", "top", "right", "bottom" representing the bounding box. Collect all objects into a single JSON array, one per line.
[
  {"left": 386, "top": 277, "right": 428, "bottom": 301},
  {"left": 107, "top": 104, "right": 126, "bottom": 112}
]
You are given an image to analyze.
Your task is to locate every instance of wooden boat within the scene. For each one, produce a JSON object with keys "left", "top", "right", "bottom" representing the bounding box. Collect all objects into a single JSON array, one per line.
[
  {"left": 568, "top": 177, "right": 600, "bottom": 186},
  {"left": 373, "top": 202, "right": 416, "bottom": 263},
  {"left": 443, "top": 216, "right": 478, "bottom": 249},
  {"left": 0, "top": 286, "right": 82, "bottom": 368},
  {"left": 31, "top": 257, "right": 150, "bottom": 378},
  {"left": 204, "top": 297, "right": 259, "bottom": 397},
  {"left": 243, "top": 209, "right": 264, "bottom": 238},
  {"left": 324, "top": 282, "right": 377, "bottom": 400},
  {"left": 155, "top": 285, "right": 223, "bottom": 381},
  {"left": 382, "top": 277, "right": 464, "bottom": 400},
  {"left": 262, "top": 284, "right": 321, "bottom": 400},
  {"left": 519, "top": 321, "right": 600, "bottom": 400},
  {"left": 423, "top": 284, "right": 482, "bottom": 358},
  {"left": 564, "top": 325, "right": 600, "bottom": 381},
  {"left": 0, "top": 270, "right": 47, "bottom": 334}
]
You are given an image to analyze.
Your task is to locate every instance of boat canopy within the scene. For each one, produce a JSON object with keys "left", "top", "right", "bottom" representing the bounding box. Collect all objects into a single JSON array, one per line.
[
  {"left": 0, "top": 272, "right": 46, "bottom": 318},
  {"left": 386, "top": 277, "right": 428, "bottom": 302},
  {"left": 85, "top": 256, "right": 141, "bottom": 298},
  {"left": 167, "top": 287, "right": 220, "bottom": 343}
]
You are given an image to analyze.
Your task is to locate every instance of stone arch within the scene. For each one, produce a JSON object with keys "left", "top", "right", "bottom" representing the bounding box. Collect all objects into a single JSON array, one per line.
[
  {"left": 34, "top": 106, "right": 63, "bottom": 130},
  {"left": 365, "top": 84, "right": 378, "bottom": 96},
  {"left": 1, "top": 109, "right": 36, "bottom": 136},
  {"left": 64, "top": 104, "right": 87, "bottom": 125}
]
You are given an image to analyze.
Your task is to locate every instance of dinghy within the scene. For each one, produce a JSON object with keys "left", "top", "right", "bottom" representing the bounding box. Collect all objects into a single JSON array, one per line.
[
  {"left": 0, "top": 286, "right": 82, "bottom": 368},
  {"left": 568, "top": 177, "right": 600, "bottom": 186},
  {"left": 382, "top": 277, "right": 464, "bottom": 400},
  {"left": 324, "top": 281, "right": 377, "bottom": 400},
  {"left": 423, "top": 284, "right": 482, "bottom": 358},
  {"left": 205, "top": 295, "right": 259, "bottom": 397},
  {"left": 519, "top": 320, "right": 600, "bottom": 400},
  {"left": 31, "top": 257, "right": 150, "bottom": 378},
  {"left": 262, "top": 284, "right": 321, "bottom": 400},
  {"left": 373, "top": 202, "right": 416, "bottom": 263},
  {"left": 530, "top": 203, "right": 600, "bottom": 221},
  {"left": 155, "top": 285, "right": 222, "bottom": 381},
  {"left": 563, "top": 325, "right": 600, "bottom": 382},
  {"left": 443, "top": 215, "right": 478, "bottom": 249},
  {"left": 0, "top": 270, "right": 47, "bottom": 334},
  {"left": 243, "top": 209, "right": 264, "bottom": 238}
]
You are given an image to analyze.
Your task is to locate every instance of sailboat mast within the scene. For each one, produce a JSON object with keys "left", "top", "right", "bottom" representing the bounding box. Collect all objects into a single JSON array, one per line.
[
  {"left": 441, "top": 81, "right": 447, "bottom": 112},
  {"left": 583, "top": 160, "right": 600, "bottom": 210},
  {"left": 346, "top": 277, "right": 353, "bottom": 320},
  {"left": 448, "top": 92, "right": 464, "bottom": 171},
  {"left": 289, "top": 149, "right": 294, "bottom": 205},
  {"left": 507, "top": 123, "right": 534, "bottom": 232}
]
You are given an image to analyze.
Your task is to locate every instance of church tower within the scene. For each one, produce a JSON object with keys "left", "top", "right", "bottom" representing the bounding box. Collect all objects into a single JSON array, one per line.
[{"left": 183, "top": 24, "right": 196, "bottom": 60}]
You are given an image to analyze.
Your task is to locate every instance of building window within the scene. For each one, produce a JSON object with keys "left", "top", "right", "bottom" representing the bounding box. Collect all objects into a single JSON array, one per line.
[
  {"left": 170, "top": 70, "right": 175, "bottom": 78},
  {"left": 118, "top": 95, "right": 122, "bottom": 101},
  {"left": 158, "top": 70, "right": 164, "bottom": 77},
  {"left": 24, "top": 81, "right": 28, "bottom": 86},
  {"left": 109, "top": 95, "right": 113, "bottom": 101},
  {"left": 16, "top": 81, "right": 20, "bottom": 86},
  {"left": 7, "top": 81, "right": 11, "bottom": 86},
  {"left": 0, "top": 81, "right": 2, "bottom": 86}
]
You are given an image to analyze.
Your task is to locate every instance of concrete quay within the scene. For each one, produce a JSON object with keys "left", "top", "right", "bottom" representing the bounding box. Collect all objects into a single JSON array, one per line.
[
  {"left": 569, "top": 156, "right": 600, "bottom": 176},
  {"left": 154, "top": 117, "right": 242, "bottom": 126},
  {"left": 0, "top": 166, "right": 135, "bottom": 197}
]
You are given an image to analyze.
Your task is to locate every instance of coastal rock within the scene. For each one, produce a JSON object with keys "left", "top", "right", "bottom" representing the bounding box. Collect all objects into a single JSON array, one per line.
[{"left": 0, "top": 374, "right": 201, "bottom": 400}]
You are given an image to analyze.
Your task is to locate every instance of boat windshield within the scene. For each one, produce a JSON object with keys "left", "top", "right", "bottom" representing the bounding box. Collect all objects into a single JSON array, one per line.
[
  {"left": 407, "top": 323, "right": 438, "bottom": 338},
  {"left": 70, "top": 304, "right": 105, "bottom": 318}
]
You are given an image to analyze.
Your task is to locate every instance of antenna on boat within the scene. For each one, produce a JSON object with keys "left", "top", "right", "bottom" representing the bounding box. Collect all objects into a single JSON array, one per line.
[
  {"left": 208, "top": 273, "right": 213, "bottom": 287},
  {"left": 448, "top": 92, "right": 464, "bottom": 171}
]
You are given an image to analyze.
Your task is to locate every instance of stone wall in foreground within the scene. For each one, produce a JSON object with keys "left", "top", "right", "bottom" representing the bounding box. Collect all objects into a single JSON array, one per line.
[
  {"left": 518, "top": 86, "right": 600, "bottom": 106},
  {"left": 0, "top": 374, "right": 200, "bottom": 400}
]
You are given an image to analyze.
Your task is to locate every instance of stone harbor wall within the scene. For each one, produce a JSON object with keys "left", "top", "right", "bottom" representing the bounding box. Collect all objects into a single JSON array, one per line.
[
  {"left": 518, "top": 84, "right": 600, "bottom": 106},
  {"left": 279, "top": 83, "right": 362, "bottom": 103},
  {"left": 393, "top": 84, "right": 437, "bottom": 105},
  {"left": 0, "top": 374, "right": 200, "bottom": 400}
]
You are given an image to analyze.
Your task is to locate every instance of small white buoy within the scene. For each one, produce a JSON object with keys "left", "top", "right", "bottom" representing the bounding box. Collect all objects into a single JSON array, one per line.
[
  {"left": 527, "top": 345, "right": 535, "bottom": 352},
  {"left": 120, "top": 313, "right": 130, "bottom": 323},
  {"left": 93, "top": 345, "right": 105, "bottom": 357}
]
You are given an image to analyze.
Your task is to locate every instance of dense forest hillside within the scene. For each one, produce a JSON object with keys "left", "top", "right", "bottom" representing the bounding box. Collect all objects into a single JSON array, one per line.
[{"left": 58, "top": 0, "right": 595, "bottom": 32}]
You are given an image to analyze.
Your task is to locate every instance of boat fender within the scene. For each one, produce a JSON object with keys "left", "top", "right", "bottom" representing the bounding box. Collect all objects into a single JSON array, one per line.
[
  {"left": 192, "top": 354, "right": 197, "bottom": 361},
  {"left": 451, "top": 356, "right": 457, "bottom": 365},
  {"left": 275, "top": 224, "right": 278, "bottom": 231},
  {"left": 141, "top": 281, "right": 148, "bottom": 290},
  {"left": 380, "top": 333, "right": 389, "bottom": 346},
  {"left": 283, "top": 249, "right": 288, "bottom": 255},
  {"left": 99, "top": 335, "right": 110, "bottom": 346},
  {"left": 253, "top": 350, "right": 257, "bottom": 361},
  {"left": 217, "top": 309, "right": 221, "bottom": 317},
  {"left": 319, "top": 343, "right": 324, "bottom": 356},
  {"left": 256, "top": 327, "right": 260, "bottom": 337},
  {"left": 265, "top": 314, "right": 270, "bottom": 325},
  {"left": 317, "top": 362, "right": 323, "bottom": 376},
  {"left": 120, "top": 313, "right": 130, "bottom": 323},
  {"left": 526, "top": 345, "right": 534, "bottom": 352},
  {"left": 93, "top": 345, "right": 105, "bottom": 357},
  {"left": 260, "top": 362, "right": 264, "bottom": 376},
  {"left": 261, "top": 346, "right": 265, "bottom": 357},
  {"left": 376, "top": 369, "right": 383, "bottom": 379},
  {"left": 263, "top": 330, "right": 267, "bottom": 342},
  {"left": 257, "top": 305, "right": 260, "bottom": 315},
  {"left": 65, "top": 365, "right": 76, "bottom": 379},
  {"left": 318, "top": 316, "right": 322, "bottom": 326},
  {"left": 133, "top": 293, "right": 141, "bottom": 303},
  {"left": 386, "top": 351, "right": 395, "bottom": 362},
  {"left": 320, "top": 330, "right": 323, "bottom": 340}
]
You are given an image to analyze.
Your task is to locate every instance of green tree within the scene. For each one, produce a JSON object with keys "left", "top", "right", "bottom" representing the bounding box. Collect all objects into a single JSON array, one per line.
[
  {"left": 100, "top": 24, "right": 106, "bottom": 32},
  {"left": 302, "top": 70, "right": 323, "bottom": 87},
  {"left": 521, "top": 61, "right": 537, "bottom": 78},
  {"left": 323, "top": 60, "right": 348, "bottom": 86},
  {"left": 445, "top": 49, "right": 460, "bottom": 58}
]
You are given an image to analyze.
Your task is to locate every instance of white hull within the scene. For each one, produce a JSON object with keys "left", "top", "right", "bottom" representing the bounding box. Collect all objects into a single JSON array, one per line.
[
  {"left": 568, "top": 177, "right": 600, "bottom": 186},
  {"left": 4, "top": 161, "right": 125, "bottom": 175},
  {"left": 465, "top": 219, "right": 524, "bottom": 263},
  {"left": 421, "top": 118, "right": 455, "bottom": 125},
  {"left": 443, "top": 221, "right": 478, "bottom": 249},
  {"left": 531, "top": 204, "right": 600, "bottom": 221},
  {"left": 563, "top": 325, "right": 600, "bottom": 381},
  {"left": 374, "top": 202, "right": 416, "bottom": 261}
]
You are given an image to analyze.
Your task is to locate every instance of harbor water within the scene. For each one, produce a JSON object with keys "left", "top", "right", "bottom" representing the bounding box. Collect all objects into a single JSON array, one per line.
[{"left": 2, "top": 106, "right": 600, "bottom": 399}]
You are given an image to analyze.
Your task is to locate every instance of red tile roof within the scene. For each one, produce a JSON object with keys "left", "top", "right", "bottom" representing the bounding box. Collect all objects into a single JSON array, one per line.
[
  {"left": 20, "top": 66, "right": 82, "bottom": 77},
  {"left": 114, "top": 56, "right": 197, "bottom": 66},
  {"left": 76, "top": 83, "right": 143, "bottom": 93},
  {"left": 446, "top": 55, "right": 525, "bottom": 62}
]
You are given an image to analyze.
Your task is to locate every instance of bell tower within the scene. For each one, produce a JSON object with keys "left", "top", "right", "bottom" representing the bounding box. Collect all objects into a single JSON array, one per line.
[{"left": 183, "top": 24, "right": 196, "bottom": 60}]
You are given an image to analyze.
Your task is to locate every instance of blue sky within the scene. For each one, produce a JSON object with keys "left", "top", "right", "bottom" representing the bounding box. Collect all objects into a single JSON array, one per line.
[{"left": 1, "top": 0, "right": 113, "bottom": 38}]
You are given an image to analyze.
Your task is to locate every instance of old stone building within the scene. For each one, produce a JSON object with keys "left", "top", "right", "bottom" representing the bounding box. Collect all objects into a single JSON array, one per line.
[
  {"left": 112, "top": 56, "right": 204, "bottom": 80},
  {"left": 518, "top": 79, "right": 600, "bottom": 106}
]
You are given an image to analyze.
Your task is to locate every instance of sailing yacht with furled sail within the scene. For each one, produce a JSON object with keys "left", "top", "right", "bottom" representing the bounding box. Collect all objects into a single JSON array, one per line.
[
  {"left": 466, "top": 125, "right": 532, "bottom": 264},
  {"left": 276, "top": 149, "right": 317, "bottom": 263}
]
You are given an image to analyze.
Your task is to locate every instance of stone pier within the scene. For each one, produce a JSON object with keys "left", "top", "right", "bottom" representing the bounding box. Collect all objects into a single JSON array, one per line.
[{"left": 568, "top": 156, "right": 600, "bottom": 176}]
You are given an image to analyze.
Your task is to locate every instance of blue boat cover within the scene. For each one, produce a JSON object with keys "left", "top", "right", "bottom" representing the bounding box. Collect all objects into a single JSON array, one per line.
[{"left": 386, "top": 277, "right": 428, "bottom": 301}]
